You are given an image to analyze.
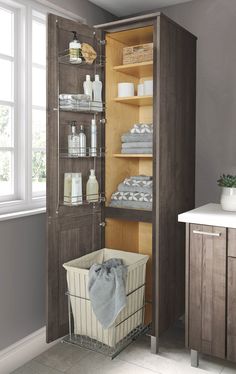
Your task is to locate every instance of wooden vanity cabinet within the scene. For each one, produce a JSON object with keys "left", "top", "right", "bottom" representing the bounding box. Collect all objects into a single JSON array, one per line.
[{"left": 186, "top": 223, "right": 236, "bottom": 364}]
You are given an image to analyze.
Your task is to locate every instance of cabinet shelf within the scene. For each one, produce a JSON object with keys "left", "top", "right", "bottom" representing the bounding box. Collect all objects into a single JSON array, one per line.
[
  {"left": 113, "top": 61, "right": 153, "bottom": 78},
  {"left": 113, "top": 153, "right": 153, "bottom": 159},
  {"left": 105, "top": 206, "right": 152, "bottom": 223},
  {"left": 63, "top": 193, "right": 105, "bottom": 207},
  {"left": 60, "top": 148, "right": 105, "bottom": 159},
  {"left": 114, "top": 96, "right": 152, "bottom": 106}
]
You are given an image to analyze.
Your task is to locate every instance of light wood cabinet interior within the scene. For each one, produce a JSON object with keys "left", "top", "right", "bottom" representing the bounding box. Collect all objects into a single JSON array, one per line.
[{"left": 105, "top": 26, "right": 153, "bottom": 323}]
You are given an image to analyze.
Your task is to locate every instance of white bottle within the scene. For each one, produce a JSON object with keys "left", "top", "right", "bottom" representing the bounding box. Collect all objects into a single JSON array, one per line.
[
  {"left": 86, "top": 169, "right": 99, "bottom": 202},
  {"left": 68, "top": 122, "right": 80, "bottom": 157},
  {"left": 78, "top": 125, "right": 86, "bottom": 156},
  {"left": 83, "top": 75, "right": 93, "bottom": 100},
  {"left": 69, "top": 31, "right": 82, "bottom": 64},
  {"left": 90, "top": 119, "right": 97, "bottom": 156},
  {"left": 71, "top": 173, "right": 83, "bottom": 205},
  {"left": 92, "top": 74, "right": 102, "bottom": 102}
]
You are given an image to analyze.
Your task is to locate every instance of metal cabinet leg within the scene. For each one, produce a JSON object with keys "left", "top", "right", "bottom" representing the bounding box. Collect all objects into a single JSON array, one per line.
[
  {"left": 151, "top": 336, "right": 159, "bottom": 354},
  {"left": 191, "top": 349, "right": 199, "bottom": 367}
]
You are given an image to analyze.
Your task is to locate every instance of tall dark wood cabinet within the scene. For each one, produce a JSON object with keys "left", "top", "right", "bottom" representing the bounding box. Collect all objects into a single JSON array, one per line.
[{"left": 46, "top": 12, "right": 197, "bottom": 351}]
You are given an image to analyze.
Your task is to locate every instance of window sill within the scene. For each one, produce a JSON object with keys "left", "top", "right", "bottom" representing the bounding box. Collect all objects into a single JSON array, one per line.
[{"left": 0, "top": 207, "right": 46, "bottom": 222}]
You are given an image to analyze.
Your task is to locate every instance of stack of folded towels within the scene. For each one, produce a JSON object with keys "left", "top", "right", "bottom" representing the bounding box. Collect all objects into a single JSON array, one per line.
[
  {"left": 121, "top": 123, "right": 153, "bottom": 154},
  {"left": 109, "top": 175, "right": 152, "bottom": 211}
]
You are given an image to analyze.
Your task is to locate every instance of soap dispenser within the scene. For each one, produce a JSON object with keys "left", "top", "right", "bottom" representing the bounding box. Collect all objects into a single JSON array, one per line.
[
  {"left": 69, "top": 31, "right": 82, "bottom": 64},
  {"left": 86, "top": 169, "right": 99, "bottom": 202}
]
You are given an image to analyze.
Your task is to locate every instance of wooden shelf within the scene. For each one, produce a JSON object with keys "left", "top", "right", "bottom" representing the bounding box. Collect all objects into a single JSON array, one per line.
[
  {"left": 114, "top": 95, "right": 152, "bottom": 106},
  {"left": 105, "top": 206, "right": 152, "bottom": 223},
  {"left": 113, "top": 61, "right": 153, "bottom": 78},
  {"left": 113, "top": 153, "right": 153, "bottom": 158}
]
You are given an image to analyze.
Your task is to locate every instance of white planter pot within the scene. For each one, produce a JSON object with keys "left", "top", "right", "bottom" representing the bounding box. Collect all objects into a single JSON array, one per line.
[{"left": 220, "top": 187, "right": 236, "bottom": 211}]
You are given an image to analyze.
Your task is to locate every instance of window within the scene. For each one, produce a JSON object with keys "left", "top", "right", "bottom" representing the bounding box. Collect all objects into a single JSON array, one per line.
[
  {"left": 0, "top": 6, "right": 15, "bottom": 201},
  {"left": 31, "top": 12, "right": 46, "bottom": 197},
  {"left": 0, "top": 2, "right": 46, "bottom": 214}
]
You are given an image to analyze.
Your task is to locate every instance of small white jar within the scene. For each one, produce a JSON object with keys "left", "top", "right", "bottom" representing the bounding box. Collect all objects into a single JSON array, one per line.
[
  {"left": 118, "top": 82, "right": 134, "bottom": 97},
  {"left": 220, "top": 187, "right": 236, "bottom": 211}
]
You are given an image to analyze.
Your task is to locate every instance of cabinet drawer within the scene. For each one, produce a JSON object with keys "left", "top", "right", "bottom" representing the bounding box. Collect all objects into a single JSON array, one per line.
[
  {"left": 188, "top": 224, "right": 226, "bottom": 359},
  {"left": 228, "top": 229, "right": 236, "bottom": 257}
]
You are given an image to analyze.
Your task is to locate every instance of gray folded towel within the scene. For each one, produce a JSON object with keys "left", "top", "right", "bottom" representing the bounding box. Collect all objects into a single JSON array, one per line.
[
  {"left": 88, "top": 258, "right": 127, "bottom": 329},
  {"left": 110, "top": 191, "right": 152, "bottom": 203},
  {"left": 121, "top": 133, "right": 152, "bottom": 143},
  {"left": 130, "top": 175, "right": 152, "bottom": 181},
  {"left": 122, "top": 142, "right": 152, "bottom": 149},
  {"left": 121, "top": 148, "right": 152, "bottom": 154},
  {"left": 110, "top": 200, "right": 152, "bottom": 210},
  {"left": 118, "top": 177, "right": 152, "bottom": 193}
]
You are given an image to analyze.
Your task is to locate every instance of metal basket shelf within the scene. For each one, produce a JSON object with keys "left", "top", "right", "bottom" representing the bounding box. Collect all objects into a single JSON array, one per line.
[
  {"left": 59, "top": 101, "right": 105, "bottom": 114},
  {"left": 62, "top": 192, "right": 105, "bottom": 207},
  {"left": 60, "top": 147, "right": 105, "bottom": 159},
  {"left": 58, "top": 50, "right": 105, "bottom": 67}
]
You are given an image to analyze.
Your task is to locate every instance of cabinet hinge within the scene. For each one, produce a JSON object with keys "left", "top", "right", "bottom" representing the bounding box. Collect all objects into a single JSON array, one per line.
[
  {"left": 99, "top": 39, "right": 106, "bottom": 45},
  {"left": 100, "top": 118, "right": 106, "bottom": 125},
  {"left": 99, "top": 221, "right": 106, "bottom": 227}
]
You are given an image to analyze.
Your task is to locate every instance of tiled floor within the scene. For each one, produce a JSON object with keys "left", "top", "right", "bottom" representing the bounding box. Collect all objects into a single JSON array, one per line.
[{"left": 13, "top": 322, "right": 236, "bottom": 374}]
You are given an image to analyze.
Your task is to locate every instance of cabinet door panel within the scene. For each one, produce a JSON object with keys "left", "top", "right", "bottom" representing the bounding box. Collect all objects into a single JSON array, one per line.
[
  {"left": 47, "top": 14, "right": 104, "bottom": 342},
  {"left": 227, "top": 257, "right": 236, "bottom": 362},
  {"left": 189, "top": 224, "right": 226, "bottom": 359},
  {"left": 228, "top": 229, "right": 236, "bottom": 257}
]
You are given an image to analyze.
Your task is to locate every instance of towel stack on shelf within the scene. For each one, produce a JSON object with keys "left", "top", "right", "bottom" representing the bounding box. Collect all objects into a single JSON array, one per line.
[
  {"left": 121, "top": 123, "right": 153, "bottom": 154},
  {"left": 59, "top": 94, "right": 103, "bottom": 112},
  {"left": 109, "top": 175, "right": 152, "bottom": 210}
]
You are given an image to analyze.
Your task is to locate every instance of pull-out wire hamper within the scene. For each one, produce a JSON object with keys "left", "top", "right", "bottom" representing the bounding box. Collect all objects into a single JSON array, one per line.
[{"left": 63, "top": 248, "right": 149, "bottom": 356}]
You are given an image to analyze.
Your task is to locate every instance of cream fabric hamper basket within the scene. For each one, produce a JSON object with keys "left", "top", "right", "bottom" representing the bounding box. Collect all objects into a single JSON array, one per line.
[{"left": 63, "top": 248, "right": 149, "bottom": 347}]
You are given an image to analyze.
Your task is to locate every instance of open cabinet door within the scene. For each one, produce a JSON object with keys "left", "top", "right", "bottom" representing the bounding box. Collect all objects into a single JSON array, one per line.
[{"left": 47, "top": 14, "right": 105, "bottom": 342}]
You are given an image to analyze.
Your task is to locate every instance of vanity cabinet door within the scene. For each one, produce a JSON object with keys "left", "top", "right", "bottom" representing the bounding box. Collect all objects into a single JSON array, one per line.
[
  {"left": 227, "top": 229, "right": 236, "bottom": 362},
  {"left": 188, "top": 224, "right": 226, "bottom": 359}
]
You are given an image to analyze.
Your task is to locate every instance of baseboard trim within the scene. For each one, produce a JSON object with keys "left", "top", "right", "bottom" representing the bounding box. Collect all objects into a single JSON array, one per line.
[{"left": 0, "top": 326, "right": 60, "bottom": 374}]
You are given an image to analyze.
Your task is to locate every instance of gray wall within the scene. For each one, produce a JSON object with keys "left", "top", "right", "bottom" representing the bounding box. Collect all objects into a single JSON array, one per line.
[
  {"left": 49, "top": 0, "right": 116, "bottom": 25},
  {"left": 157, "top": 0, "right": 236, "bottom": 206},
  {"left": 0, "top": 0, "right": 114, "bottom": 352},
  {"left": 0, "top": 214, "right": 46, "bottom": 350}
]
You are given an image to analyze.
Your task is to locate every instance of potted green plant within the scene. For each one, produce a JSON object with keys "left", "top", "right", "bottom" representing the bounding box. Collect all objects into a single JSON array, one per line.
[{"left": 217, "top": 174, "right": 236, "bottom": 211}]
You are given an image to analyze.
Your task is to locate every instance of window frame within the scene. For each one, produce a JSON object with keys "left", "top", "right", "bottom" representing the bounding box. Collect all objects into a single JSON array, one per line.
[{"left": 0, "top": 0, "right": 85, "bottom": 215}]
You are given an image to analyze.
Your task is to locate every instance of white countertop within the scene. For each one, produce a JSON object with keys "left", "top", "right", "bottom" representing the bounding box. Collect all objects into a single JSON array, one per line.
[{"left": 178, "top": 203, "right": 236, "bottom": 228}]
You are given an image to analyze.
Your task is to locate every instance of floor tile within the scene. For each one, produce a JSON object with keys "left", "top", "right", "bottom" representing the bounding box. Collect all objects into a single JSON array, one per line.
[
  {"left": 118, "top": 331, "right": 223, "bottom": 374},
  {"left": 34, "top": 342, "right": 90, "bottom": 372},
  {"left": 221, "top": 362, "right": 236, "bottom": 373},
  {"left": 66, "top": 351, "right": 159, "bottom": 374},
  {"left": 11, "top": 360, "right": 63, "bottom": 374}
]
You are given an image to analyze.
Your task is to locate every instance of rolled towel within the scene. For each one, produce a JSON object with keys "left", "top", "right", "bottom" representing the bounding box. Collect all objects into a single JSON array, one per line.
[
  {"left": 121, "top": 148, "right": 152, "bottom": 154},
  {"left": 122, "top": 142, "right": 152, "bottom": 149},
  {"left": 121, "top": 133, "right": 152, "bottom": 143}
]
